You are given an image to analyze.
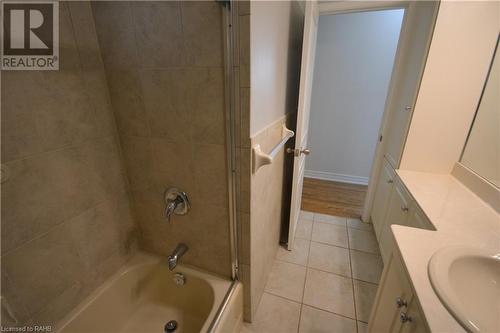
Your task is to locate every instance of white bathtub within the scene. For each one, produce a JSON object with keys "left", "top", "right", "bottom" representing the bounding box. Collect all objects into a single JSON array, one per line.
[{"left": 57, "top": 253, "right": 242, "bottom": 333}]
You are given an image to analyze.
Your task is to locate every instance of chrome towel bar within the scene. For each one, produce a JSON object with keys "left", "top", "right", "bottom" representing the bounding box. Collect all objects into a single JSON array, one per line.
[{"left": 252, "top": 124, "right": 294, "bottom": 174}]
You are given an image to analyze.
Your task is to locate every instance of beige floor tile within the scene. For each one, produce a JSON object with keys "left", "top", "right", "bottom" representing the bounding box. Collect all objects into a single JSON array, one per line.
[
  {"left": 265, "top": 260, "right": 306, "bottom": 302},
  {"left": 348, "top": 228, "right": 379, "bottom": 254},
  {"left": 299, "top": 305, "right": 357, "bottom": 333},
  {"left": 314, "top": 213, "right": 347, "bottom": 226},
  {"left": 312, "top": 222, "right": 348, "bottom": 248},
  {"left": 357, "top": 321, "right": 368, "bottom": 333},
  {"left": 240, "top": 292, "right": 301, "bottom": 333},
  {"left": 303, "top": 268, "right": 355, "bottom": 319},
  {"left": 276, "top": 238, "right": 310, "bottom": 266},
  {"left": 350, "top": 250, "right": 383, "bottom": 284},
  {"left": 300, "top": 210, "right": 315, "bottom": 221},
  {"left": 347, "top": 218, "right": 373, "bottom": 231},
  {"left": 308, "top": 242, "right": 351, "bottom": 277},
  {"left": 296, "top": 218, "right": 313, "bottom": 240},
  {"left": 353, "top": 280, "right": 378, "bottom": 323}
]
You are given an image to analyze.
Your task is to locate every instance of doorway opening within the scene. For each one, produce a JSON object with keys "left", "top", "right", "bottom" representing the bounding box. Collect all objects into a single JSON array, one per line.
[{"left": 301, "top": 8, "right": 405, "bottom": 218}]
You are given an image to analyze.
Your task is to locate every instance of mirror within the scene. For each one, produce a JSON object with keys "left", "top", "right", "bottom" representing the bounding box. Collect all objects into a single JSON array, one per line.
[{"left": 460, "top": 36, "right": 499, "bottom": 188}]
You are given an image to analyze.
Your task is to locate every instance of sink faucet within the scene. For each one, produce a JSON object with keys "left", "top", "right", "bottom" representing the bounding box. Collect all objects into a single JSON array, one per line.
[{"left": 167, "top": 243, "right": 188, "bottom": 271}]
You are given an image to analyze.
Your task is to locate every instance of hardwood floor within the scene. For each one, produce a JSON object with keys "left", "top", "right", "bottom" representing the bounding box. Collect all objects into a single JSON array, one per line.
[{"left": 301, "top": 178, "right": 368, "bottom": 218}]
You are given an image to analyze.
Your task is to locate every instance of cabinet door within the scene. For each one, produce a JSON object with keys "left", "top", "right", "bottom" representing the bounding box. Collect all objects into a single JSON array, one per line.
[
  {"left": 383, "top": 2, "right": 439, "bottom": 168},
  {"left": 371, "top": 159, "right": 395, "bottom": 239},
  {"left": 368, "top": 254, "right": 414, "bottom": 333},
  {"left": 408, "top": 204, "right": 434, "bottom": 231},
  {"left": 398, "top": 297, "right": 430, "bottom": 333},
  {"left": 379, "top": 181, "right": 411, "bottom": 262}
]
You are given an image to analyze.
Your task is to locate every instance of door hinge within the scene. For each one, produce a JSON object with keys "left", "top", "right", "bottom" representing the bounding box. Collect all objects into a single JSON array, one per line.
[{"left": 379, "top": 135, "right": 383, "bottom": 142}]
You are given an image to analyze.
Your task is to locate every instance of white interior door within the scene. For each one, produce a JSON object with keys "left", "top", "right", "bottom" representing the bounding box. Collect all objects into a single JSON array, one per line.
[{"left": 288, "top": 1, "right": 319, "bottom": 250}]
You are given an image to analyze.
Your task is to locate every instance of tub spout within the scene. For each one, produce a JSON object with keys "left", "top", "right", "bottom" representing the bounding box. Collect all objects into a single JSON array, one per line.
[{"left": 167, "top": 243, "right": 188, "bottom": 271}]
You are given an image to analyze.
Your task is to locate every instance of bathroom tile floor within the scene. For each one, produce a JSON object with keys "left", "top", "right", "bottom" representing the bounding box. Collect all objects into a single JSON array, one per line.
[{"left": 241, "top": 211, "right": 383, "bottom": 333}]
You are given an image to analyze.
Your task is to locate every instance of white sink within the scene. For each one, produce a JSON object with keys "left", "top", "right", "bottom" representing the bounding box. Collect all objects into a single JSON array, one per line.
[{"left": 428, "top": 246, "right": 500, "bottom": 333}]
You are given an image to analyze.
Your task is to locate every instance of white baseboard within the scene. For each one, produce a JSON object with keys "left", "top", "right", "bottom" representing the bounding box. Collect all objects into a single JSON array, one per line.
[{"left": 304, "top": 170, "right": 369, "bottom": 185}]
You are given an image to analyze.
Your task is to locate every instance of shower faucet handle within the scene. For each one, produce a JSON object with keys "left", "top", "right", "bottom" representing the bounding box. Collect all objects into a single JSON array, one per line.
[{"left": 164, "top": 188, "right": 190, "bottom": 223}]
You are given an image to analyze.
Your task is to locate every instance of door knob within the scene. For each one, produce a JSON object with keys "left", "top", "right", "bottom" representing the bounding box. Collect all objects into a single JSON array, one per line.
[{"left": 287, "top": 148, "right": 311, "bottom": 157}]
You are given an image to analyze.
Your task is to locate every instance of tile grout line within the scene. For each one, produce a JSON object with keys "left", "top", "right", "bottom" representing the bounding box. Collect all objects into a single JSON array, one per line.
[
  {"left": 273, "top": 257, "right": 379, "bottom": 286},
  {"left": 346, "top": 223, "right": 360, "bottom": 333},
  {"left": 296, "top": 238, "right": 313, "bottom": 333},
  {"left": 263, "top": 290, "right": 359, "bottom": 323}
]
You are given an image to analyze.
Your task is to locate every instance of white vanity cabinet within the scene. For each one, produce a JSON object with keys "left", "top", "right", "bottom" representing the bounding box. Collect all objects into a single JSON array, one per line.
[
  {"left": 368, "top": 251, "right": 429, "bottom": 333},
  {"left": 372, "top": 158, "right": 396, "bottom": 239},
  {"left": 379, "top": 178, "right": 411, "bottom": 262},
  {"left": 378, "top": 177, "right": 434, "bottom": 263}
]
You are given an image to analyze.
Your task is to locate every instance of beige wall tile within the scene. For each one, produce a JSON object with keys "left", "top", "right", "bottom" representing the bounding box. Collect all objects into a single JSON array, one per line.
[
  {"left": 2, "top": 222, "right": 87, "bottom": 322},
  {"left": 1, "top": 71, "right": 45, "bottom": 162},
  {"left": 1, "top": 272, "right": 32, "bottom": 326},
  {"left": 240, "top": 88, "right": 251, "bottom": 148},
  {"left": 132, "top": 2, "right": 184, "bottom": 67},
  {"left": 59, "top": 2, "right": 81, "bottom": 70},
  {"left": 107, "top": 70, "right": 149, "bottom": 137},
  {"left": 357, "top": 320, "right": 368, "bottom": 333},
  {"left": 1, "top": 4, "right": 136, "bottom": 329},
  {"left": 181, "top": 1, "right": 223, "bottom": 67},
  {"left": 1, "top": 144, "right": 106, "bottom": 253},
  {"left": 191, "top": 68, "right": 225, "bottom": 145},
  {"left": 239, "top": 15, "right": 250, "bottom": 88},
  {"left": 239, "top": 212, "right": 251, "bottom": 265},
  {"left": 68, "top": 2, "right": 103, "bottom": 70},
  {"left": 91, "top": 1, "right": 233, "bottom": 280},
  {"left": 91, "top": 2, "right": 138, "bottom": 69},
  {"left": 139, "top": 69, "right": 192, "bottom": 142},
  {"left": 37, "top": 71, "right": 102, "bottom": 150},
  {"left": 193, "top": 143, "right": 228, "bottom": 208},
  {"left": 150, "top": 139, "right": 195, "bottom": 195},
  {"left": 239, "top": 263, "right": 252, "bottom": 322},
  {"left": 81, "top": 70, "right": 116, "bottom": 137},
  {"left": 119, "top": 136, "right": 154, "bottom": 192},
  {"left": 239, "top": 1, "right": 250, "bottom": 16}
]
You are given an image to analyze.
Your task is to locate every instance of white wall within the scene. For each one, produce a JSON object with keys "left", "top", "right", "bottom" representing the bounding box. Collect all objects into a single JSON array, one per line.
[
  {"left": 250, "top": 1, "right": 304, "bottom": 136},
  {"left": 400, "top": 1, "right": 499, "bottom": 174},
  {"left": 305, "top": 9, "right": 404, "bottom": 185}
]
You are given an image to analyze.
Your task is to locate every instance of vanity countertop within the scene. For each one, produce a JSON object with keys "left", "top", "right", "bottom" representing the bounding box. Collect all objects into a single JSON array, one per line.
[{"left": 392, "top": 170, "right": 500, "bottom": 333}]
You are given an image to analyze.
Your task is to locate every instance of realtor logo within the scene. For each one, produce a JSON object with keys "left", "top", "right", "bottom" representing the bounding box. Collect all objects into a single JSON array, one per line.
[{"left": 2, "top": 1, "right": 59, "bottom": 70}]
